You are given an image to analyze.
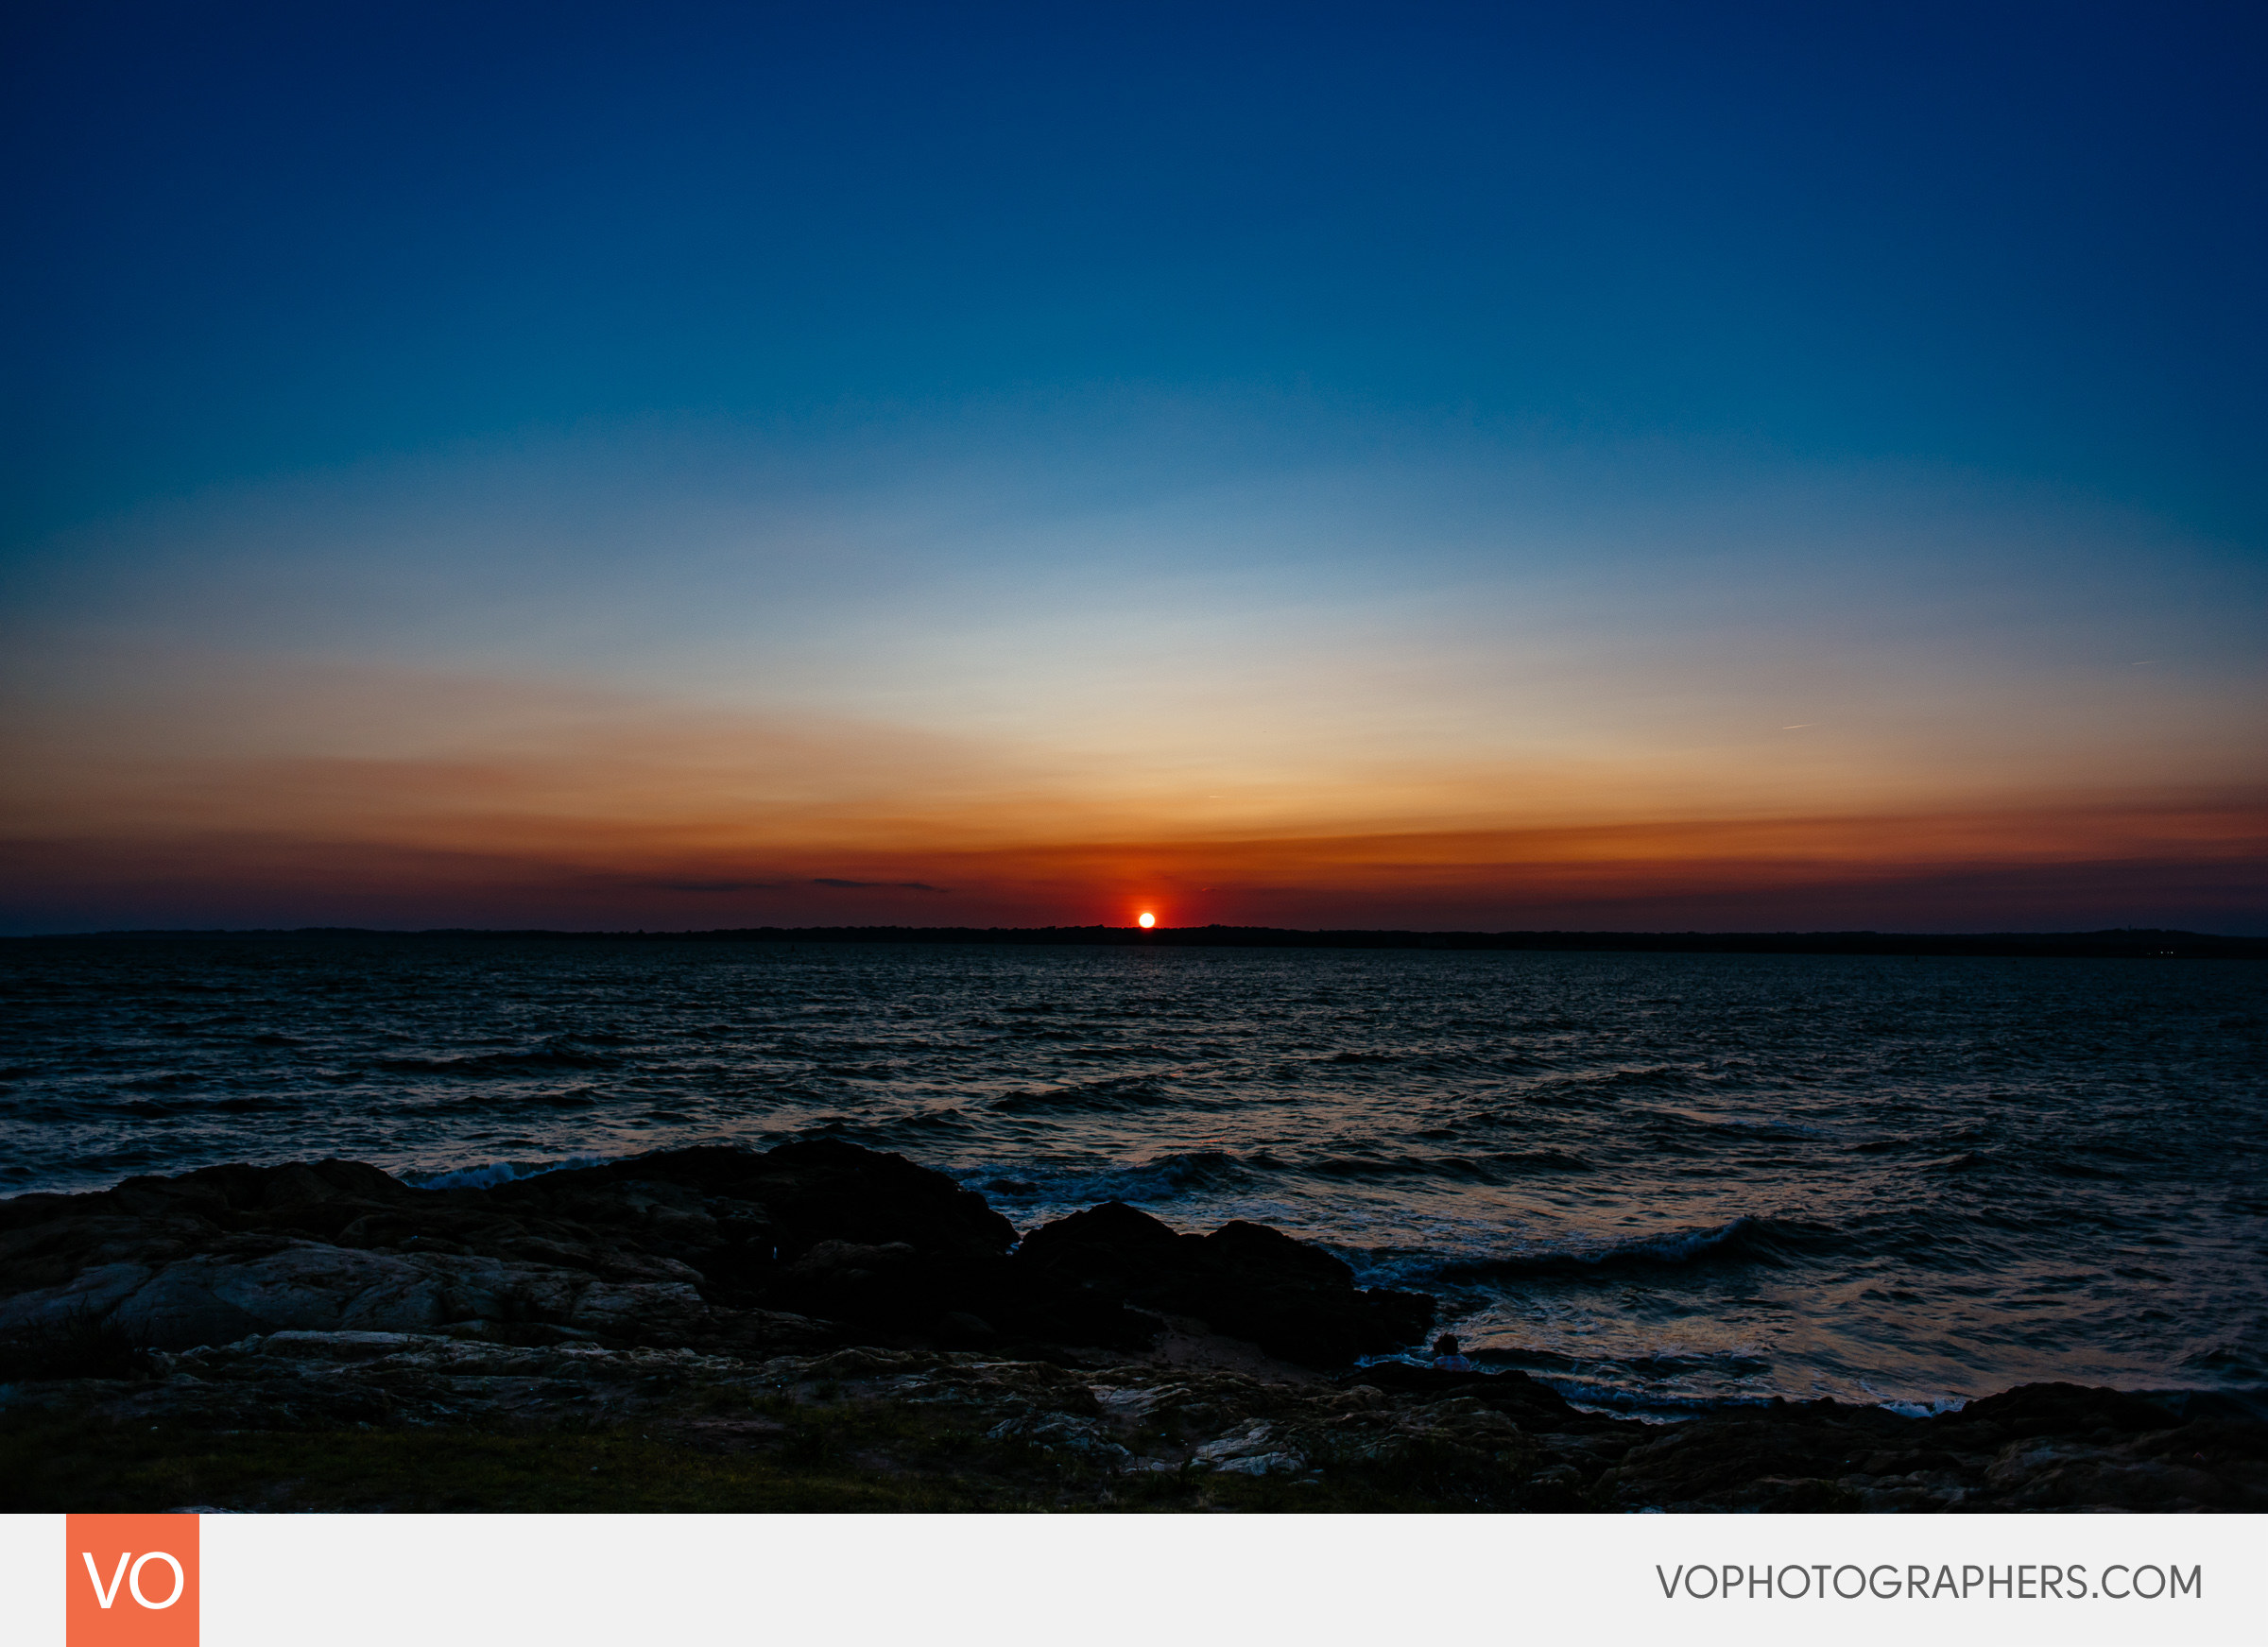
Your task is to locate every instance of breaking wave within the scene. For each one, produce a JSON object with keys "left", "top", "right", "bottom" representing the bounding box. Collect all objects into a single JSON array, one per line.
[{"left": 399, "top": 1154, "right": 617, "bottom": 1191}]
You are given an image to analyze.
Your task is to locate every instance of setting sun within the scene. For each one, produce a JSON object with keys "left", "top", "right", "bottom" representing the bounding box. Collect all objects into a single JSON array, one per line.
[{"left": 1137, "top": 912, "right": 1156, "bottom": 928}]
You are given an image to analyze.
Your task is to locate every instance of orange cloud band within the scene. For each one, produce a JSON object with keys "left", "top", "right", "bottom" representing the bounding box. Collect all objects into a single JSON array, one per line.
[
  {"left": 7, "top": 656, "right": 2261, "bottom": 932},
  {"left": 6, "top": 796, "right": 2260, "bottom": 932}
]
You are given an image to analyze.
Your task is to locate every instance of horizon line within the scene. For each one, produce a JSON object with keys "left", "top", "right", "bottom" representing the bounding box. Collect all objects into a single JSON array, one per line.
[{"left": 7, "top": 924, "right": 2263, "bottom": 957}]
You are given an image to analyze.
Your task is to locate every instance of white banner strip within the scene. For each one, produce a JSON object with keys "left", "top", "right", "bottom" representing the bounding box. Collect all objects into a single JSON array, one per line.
[{"left": 10, "top": 1511, "right": 2262, "bottom": 1647}]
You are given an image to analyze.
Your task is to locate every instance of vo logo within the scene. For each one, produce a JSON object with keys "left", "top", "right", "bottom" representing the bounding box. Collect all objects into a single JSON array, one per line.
[{"left": 66, "top": 1516, "right": 198, "bottom": 1647}]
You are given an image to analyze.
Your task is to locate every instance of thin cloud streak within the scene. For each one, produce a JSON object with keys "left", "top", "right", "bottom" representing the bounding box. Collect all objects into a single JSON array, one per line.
[
  {"left": 5, "top": 804, "right": 2259, "bottom": 934},
  {"left": 5, "top": 659, "right": 2260, "bottom": 932}
]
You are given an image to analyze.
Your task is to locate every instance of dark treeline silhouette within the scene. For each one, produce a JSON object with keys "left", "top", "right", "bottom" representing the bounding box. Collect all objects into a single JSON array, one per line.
[{"left": 16, "top": 926, "right": 2266, "bottom": 958}]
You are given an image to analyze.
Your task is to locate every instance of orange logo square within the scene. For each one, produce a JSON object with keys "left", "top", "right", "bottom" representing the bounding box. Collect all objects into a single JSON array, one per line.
[{"left": 65, "top": 1515, "right": 199, "bottom": 1647}]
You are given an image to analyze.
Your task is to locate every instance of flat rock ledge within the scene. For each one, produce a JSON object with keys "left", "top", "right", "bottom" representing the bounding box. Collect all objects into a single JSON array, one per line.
[{"left": 3, "top": 1145, "right": 2261, "bottom": 1512}]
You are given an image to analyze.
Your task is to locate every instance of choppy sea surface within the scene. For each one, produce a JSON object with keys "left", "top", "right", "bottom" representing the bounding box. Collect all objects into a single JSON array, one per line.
[{"left": 4, "top": 935, "right": 2263, "bottom": 1415}]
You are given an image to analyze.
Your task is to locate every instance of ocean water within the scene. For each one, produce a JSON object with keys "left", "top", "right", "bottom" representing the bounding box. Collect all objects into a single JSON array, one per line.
[{"left": 4, "top": 935, "right": 2263, "bottom": 1414}]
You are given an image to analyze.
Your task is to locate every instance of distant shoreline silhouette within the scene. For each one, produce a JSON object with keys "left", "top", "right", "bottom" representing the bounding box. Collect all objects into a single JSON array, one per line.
[{"left": 11, "top": 926, "right": 2263, "bottom": 958}]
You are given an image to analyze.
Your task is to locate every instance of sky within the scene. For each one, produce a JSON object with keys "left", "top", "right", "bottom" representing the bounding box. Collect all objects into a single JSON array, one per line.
[{"left": 3, "top": 1, "right": 2263, "bottom": 934}]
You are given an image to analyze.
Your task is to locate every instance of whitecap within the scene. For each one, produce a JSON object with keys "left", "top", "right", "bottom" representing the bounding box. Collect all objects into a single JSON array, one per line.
[{"left": 400, "top": 1154, "right": 614, "bottom": 1191}]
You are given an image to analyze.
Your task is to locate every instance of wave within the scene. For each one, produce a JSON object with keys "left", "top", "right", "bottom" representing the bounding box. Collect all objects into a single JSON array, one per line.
[
  {"left": 399, "top": 1153, "right": 617, "bottom": 1191},
  {"left": 1875, "top": 1396, "right": 1973, "bottom": 1418},
  {"left": 1306, "top": 1148, "right": 1596, "bottom": 1184},
  {"left": 1530, "top": 1066, "right": 1699, "bottom": 1095},
  {"left": 124, "top": 1072, "right": 206, "bottom": 1090},
  {"left": 881, "top": 1106, "right": 973, "bottom": 1132},
  {"left": 1310, "top": 1153, "right": 1462, "bottom": 1182},
  {"left": 374, "top": 1039, "right": 619, "bottom": 1076},
  {"left": 1648, "top": 1108, "right": 1832, "bottom": 1141},
  {"left": 1492, "top": 1149, "right": 1596, "bottom": 1173},
  {"left": 987, "top": 1076, "right": 1181, "bottom": 1115},
  {"left": 769, "top": 1035, "right": 926, "bottom": 1055},
  {"left": 1430, "top": 1215, "right": 1840, "bottom": 1280},
  {"left": 2178, "top": 1343, "right": 2268, "bottom": 1383},
  {"left": 966, "top": 1148, "right": 1278, "bottom": 1208}
]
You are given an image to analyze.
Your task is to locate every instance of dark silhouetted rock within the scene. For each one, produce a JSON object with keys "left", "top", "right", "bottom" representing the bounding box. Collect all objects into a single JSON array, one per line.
[
  {"left": 728, "top": 1139, "right": 1017, "bottom": 1261},
  {"left": 1014, "top": 1199, "right": 1434, "bottom": 1364},
  {"left": 1017, "top": 1200, "right": 1185, "bottom": 1293},
  {"left": 0, "top": 1142, "right": 1162, "bottom": 1360},
  {"left": 1338, "top": 1361, "right": 1582, "bottom": 1430},
  {"left": 1589, "top": 1407, "right": 1891, "bottom": 1511},
  {"left": 1932, "top": 1381, "right": 2180, "bottom": 1441}
]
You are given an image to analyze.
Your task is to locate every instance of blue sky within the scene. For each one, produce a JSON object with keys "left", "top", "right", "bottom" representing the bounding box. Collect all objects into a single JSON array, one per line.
[
  {"left": 9, "top": 1, "right": 2264, "bottom": 538},
  {"left": 3, "top": 2, "right": 2262, "bottom": 931}
]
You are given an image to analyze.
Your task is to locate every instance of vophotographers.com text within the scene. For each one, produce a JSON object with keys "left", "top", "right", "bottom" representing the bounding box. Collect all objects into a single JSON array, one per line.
[{"left": 1656, "top": 1563, "right": 2203, "bottom": 1602}]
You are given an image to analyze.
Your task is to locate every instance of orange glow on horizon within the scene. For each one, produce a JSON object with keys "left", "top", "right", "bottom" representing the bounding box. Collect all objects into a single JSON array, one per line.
[{"left": 4, "top": 654, "right": 2261, "bottom": 933}]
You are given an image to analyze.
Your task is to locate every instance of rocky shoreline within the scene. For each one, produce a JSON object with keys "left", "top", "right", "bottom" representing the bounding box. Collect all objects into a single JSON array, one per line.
[{"left": 3, "top": 1142, "right": 2261, "bottom": 1512}]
